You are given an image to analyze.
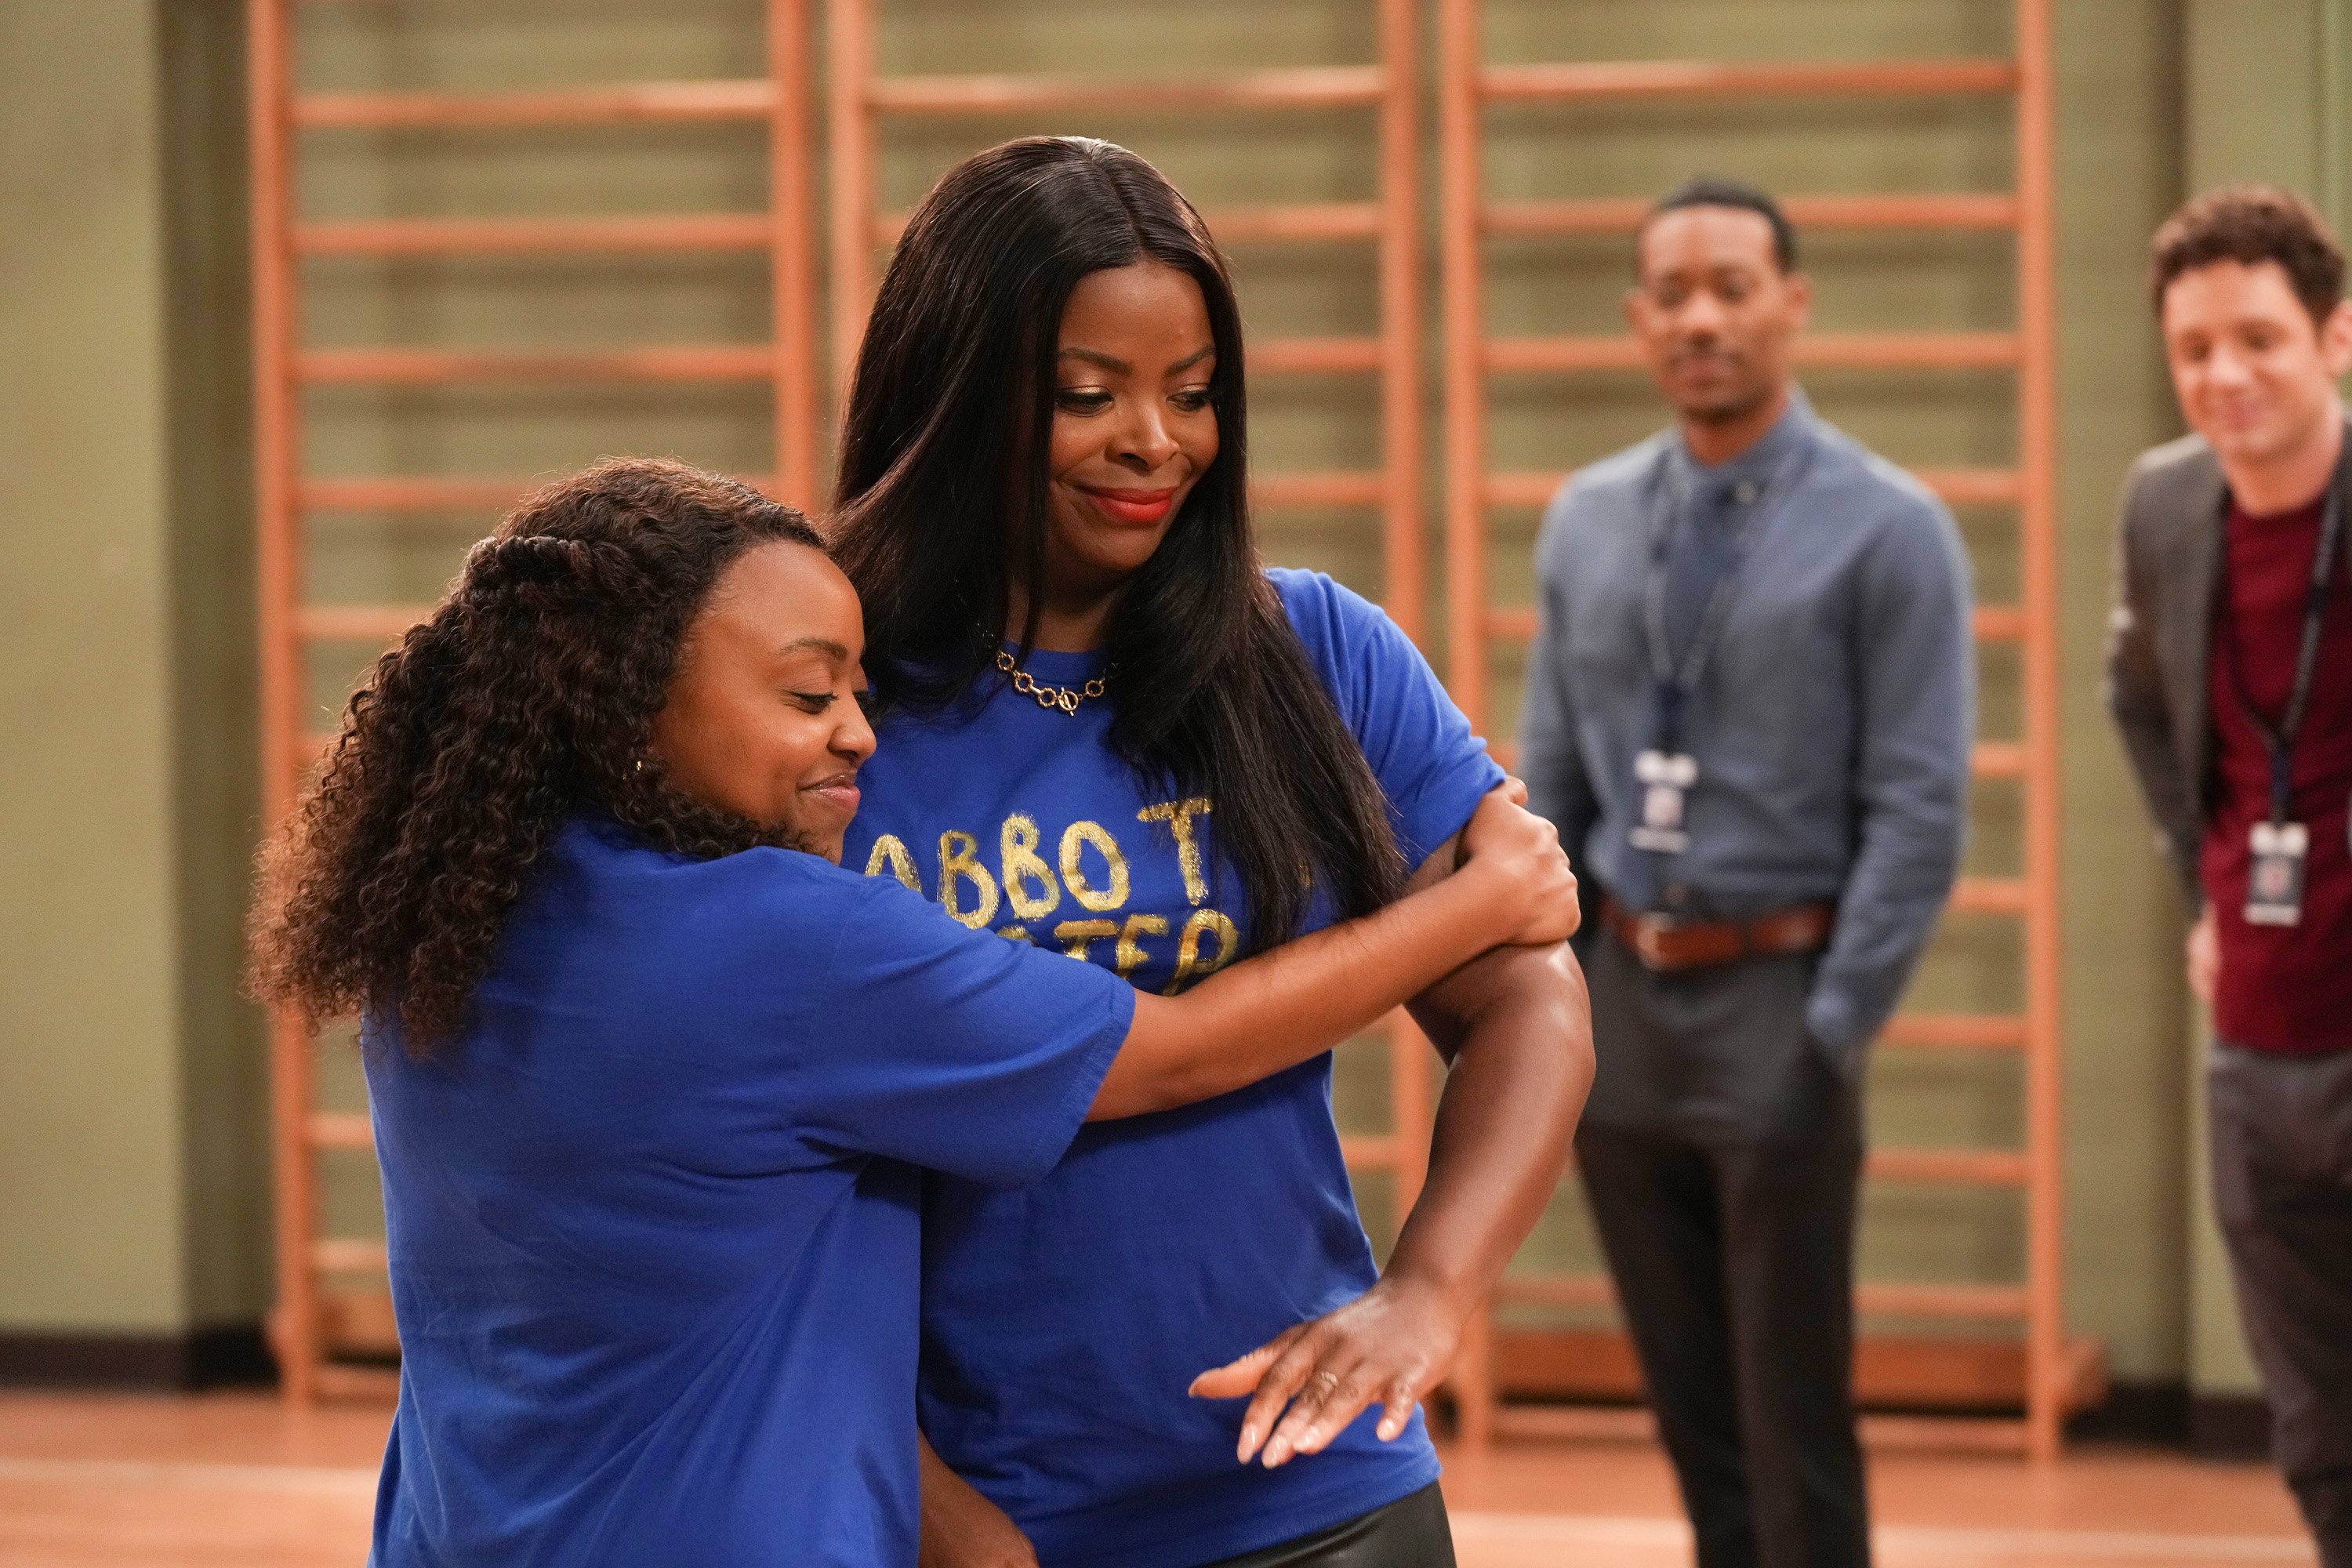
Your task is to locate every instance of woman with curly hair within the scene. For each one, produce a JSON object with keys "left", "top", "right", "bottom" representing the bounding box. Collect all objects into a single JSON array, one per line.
[
  {"left": 245, "top": 458, "right": 1577, "bottom": 1568},
  {"left": 829, "top": 140, "right": 1594, "bottom": 1568}
]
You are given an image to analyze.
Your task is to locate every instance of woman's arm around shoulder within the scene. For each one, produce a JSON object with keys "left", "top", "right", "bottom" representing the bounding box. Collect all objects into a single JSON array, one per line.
[
  {"left": 1189, "top": 804, "right": 1593, "bottom": 1465},
  {"left": 1089, "top": 782, "right": 1576, "bottom": 1120}
]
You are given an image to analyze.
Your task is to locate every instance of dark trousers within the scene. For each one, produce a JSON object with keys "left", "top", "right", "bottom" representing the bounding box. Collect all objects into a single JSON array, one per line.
[
  {"left": 1579, "top": 934, "right": 1871, "bottom": 1568},
  {"left": 2210, "top": 1044, "right": 2352, "bottom": 1568},
  {"left": 1199, "top": 1484, "right": 1454, "bottom": 1567}
]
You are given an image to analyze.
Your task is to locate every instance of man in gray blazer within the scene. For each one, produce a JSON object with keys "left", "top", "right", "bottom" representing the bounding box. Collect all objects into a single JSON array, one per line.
[{"left": 2107, "top": 186, "right": 2352, "bottom": 1568}]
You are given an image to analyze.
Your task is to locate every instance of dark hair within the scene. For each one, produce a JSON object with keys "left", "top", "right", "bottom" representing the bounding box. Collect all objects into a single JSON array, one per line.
[
  {"left": 1639, "top": 174, "right": 1798, "bottom": 274},
  {"left": 246, "top": 457, "right": 827, "bottom": 1052},
  {"left": 2151, "top": 185, "right": 2346, "bottom": 325},
  {"left": 828, "top": 136, "right": 1404, "bottom": 949}
]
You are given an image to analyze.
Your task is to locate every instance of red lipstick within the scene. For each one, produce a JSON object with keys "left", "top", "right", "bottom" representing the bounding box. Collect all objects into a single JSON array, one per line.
[{"left": 1079, "top": 485, "right": 1179, "bottom": 526}]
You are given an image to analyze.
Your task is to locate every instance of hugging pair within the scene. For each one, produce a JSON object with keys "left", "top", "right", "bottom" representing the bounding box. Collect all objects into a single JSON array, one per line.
[{"left": 251, "top": 137, "right": 1593, "bottom": 1568}]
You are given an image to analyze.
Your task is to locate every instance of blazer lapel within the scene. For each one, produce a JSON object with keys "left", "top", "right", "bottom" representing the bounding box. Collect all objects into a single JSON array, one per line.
[{"left": 2167, "top": 456, "right": 2226, "bottom": 803}]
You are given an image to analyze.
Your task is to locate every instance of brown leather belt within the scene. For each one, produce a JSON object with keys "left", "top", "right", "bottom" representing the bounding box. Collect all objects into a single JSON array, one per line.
[{"left": 1602, "top": 895, "right": 1835, "bottom": 973}]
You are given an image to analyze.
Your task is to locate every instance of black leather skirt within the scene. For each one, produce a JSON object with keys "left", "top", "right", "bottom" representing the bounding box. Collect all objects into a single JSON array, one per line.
[{"left": 1198, "top": 1483, "right": 1456, "bottom": 1568}]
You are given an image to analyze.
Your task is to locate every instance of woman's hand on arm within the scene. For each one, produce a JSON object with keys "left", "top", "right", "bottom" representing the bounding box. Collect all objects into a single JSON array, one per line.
[
  {"left": 1086, "top": 782, "right": 1576, "bottom": 1121},
  {"left": 918, "top": 1434, "right": 1037, "bottom": 1568},
  {"left": 1452, "top": 776, "right": 1583, "bottom": 946},
  {"left": 1188, "top": 802, "right": 1593, "bottom": 1465}
]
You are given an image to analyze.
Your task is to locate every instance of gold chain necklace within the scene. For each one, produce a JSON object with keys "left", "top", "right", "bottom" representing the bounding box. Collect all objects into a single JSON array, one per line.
[{"left": 996, "top": 648, "right": 1109, "bottom": 716}]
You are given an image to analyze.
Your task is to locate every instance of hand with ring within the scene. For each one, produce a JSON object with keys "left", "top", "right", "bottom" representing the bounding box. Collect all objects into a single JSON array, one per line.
[{"left": 1185, "top": 1272, "right": 1463, "bottom": 1468}]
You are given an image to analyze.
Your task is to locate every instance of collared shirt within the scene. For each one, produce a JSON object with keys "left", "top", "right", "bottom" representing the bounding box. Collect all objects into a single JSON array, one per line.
[{"left": 1517, "top": 390, "right": 1975, "bottom": 1054}]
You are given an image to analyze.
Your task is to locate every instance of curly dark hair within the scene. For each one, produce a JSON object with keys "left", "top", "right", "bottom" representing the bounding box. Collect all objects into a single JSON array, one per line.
[
  {"left": 247, "top": 456, "right": 826, "bottom": 1054},
  {"left": 2151, "top": 185, "right": 2346, "bottom": 325}
]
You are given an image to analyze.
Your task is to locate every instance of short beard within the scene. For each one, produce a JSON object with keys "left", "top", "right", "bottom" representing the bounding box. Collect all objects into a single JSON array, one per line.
[
  {"left": 1680, "top": 378, "right": 1777, "bottom": 427},
  {"left": 608, "top": 773, "right": 816, "bottom": 861}
]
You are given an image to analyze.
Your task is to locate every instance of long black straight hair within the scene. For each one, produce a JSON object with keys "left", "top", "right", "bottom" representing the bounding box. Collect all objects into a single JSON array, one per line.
[{"left": 828, "top": 136, "right": 1404, "bottom": 949}]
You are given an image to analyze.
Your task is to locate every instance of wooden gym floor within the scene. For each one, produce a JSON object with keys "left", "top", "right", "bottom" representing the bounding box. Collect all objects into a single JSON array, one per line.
[{"left": 0, "top": 1392, "right": 2312, "bottom": 1567}]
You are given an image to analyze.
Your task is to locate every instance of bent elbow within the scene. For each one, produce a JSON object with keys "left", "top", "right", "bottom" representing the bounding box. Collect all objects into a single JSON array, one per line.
[{"left": 1501, "top": 946, "right": 1595, "bottom": 1120}]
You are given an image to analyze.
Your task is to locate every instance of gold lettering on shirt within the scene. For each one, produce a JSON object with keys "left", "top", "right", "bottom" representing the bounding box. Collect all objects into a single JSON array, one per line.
[
  {"left": 863, "top": 834, "right": 920, "bottom": 891},
  {"left": 1000, "top": 814, "right": 1062, "bottom": 920},
  {"left": 1136, "top": 797, "right": 1214, "bottom": 906},
  {"left": 938, "top": 830, "right": 1001, "bottom": 929},
  {"left": 1054, "top": 918, "right": 1120, "bottom": 963},
  {"left": 1058, "top": 820, "right": 1131, "bottom": 912},
  {"left": 1165, "top": 908, "right": 1240, "bottom": 994},
  {"left": 999, "top": 926, "right": 1032, "bottom": 945},
  {"left": 1115, "top": 913, "right": 1170, "bottom": 979}
]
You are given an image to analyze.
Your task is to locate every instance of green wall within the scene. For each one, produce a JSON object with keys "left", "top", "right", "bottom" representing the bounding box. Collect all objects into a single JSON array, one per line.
[
  {"left": 2049, "top": 0, "right": 2194, "bottom": 1388},
  {"left": 4, "top": 0, "right": 2343, "bottom": 1404},
  {"left": 0, "top": 0, "right": 263, "bottom": 1340}
]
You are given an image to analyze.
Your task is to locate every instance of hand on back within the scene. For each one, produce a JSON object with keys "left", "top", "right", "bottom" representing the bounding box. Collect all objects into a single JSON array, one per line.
[
  {"left": 919, "top": 1459, "right": 1038, "bottom": 1568},
  {"left": 2185, "top": 905, "right": 2220, "bottom": 1005},
  {"left": 1457, "top": 781, "right": 1581, "bottom": 946}
]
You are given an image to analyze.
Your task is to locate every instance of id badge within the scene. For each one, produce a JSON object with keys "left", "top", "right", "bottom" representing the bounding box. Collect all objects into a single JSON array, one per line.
[
  {"left": 1629, "top": 749, "right": 1697, "bottom": 853},
  {"left": 2246, "top": 820, "right": 2308, "bottom": 927}
]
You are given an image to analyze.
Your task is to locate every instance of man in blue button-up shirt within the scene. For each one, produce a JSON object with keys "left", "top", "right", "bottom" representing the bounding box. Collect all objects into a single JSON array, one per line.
[{"left": 1519, "top": 177, "right": 1973, "bottom": 1568}]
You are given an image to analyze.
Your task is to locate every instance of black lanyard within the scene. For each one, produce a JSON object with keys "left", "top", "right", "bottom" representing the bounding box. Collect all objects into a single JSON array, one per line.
[
  {"left": 1639, "top": 435, "right": 1814, "bottom": 747},
  {"left": 2222, "top": 475, "right": 2346, "bottom": 826}
]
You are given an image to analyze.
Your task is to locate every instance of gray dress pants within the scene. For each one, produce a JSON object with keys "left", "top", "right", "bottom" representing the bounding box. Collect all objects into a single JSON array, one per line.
[
  {"left": 1576, "top": 932, "right": 1870, "bottom": 1568},
  {"left": 2209, "top": 1043, "right": 2352, "bottom": 1568}
]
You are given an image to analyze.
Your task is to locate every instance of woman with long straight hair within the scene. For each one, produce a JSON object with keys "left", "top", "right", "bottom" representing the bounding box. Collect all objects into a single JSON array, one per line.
[
  {"left": 830, "top": 139, "right": 1595, "bottom": 1568},
  {"left": 245, "top": 459, "right": 1576, "bottom": 1567}
]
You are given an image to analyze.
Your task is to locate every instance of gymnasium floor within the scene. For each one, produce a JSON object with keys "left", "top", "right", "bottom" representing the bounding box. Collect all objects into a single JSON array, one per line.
[{"left": 0, "top": 1392, "right": 2311, "bottom": 1567}]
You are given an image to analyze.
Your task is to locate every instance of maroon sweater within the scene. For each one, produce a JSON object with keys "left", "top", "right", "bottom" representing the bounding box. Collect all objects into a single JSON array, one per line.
[{"left": 2201, "top": 494, "right": 2352, "bottom": 1054}]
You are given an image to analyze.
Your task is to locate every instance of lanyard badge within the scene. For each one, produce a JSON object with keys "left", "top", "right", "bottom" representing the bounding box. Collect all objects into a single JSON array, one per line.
[
  {"left": 2224, "top": 468, "right": 2345, "bottom": 928},
  {"left": 2246, "top": 820, "right": 2309, "bottom": 926},
  {"left": 1626, "top": 437, "right": 1812, "bottom": 862},
  {"left": 1631, "top": 747, "right": 1698, "bottom": 852}
]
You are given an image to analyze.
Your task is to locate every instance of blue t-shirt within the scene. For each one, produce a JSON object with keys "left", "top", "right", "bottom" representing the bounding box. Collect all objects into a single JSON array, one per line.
[
  {"left": 844, "top": 569, "right": 1504, "bottom": 1568},
  {"left": 364, "top": 819, "right": 1133, "bottom": 1568}
]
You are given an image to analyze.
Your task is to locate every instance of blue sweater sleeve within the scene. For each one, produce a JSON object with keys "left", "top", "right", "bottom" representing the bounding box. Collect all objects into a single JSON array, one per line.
[
  {"left": 1804, "top": 496, "right": 1976, "bottom": 1056},
  {"left": 1519, "top": 484, "right": 1602, "bottom": 869}
]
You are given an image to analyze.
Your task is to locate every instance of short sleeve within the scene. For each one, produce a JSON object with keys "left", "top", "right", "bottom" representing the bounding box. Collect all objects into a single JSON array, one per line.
[
  {"left": 1272, "top": 569, "right": 1507, "bottom": 871},
  {"left": 786, "top": 878, "right": 1134, "bottom": 1188}
]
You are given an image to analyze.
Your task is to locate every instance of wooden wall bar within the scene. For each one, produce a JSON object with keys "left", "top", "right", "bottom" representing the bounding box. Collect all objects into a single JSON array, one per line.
[
  {"left": 249, "top": 0, "right": 824, "bottom": 1404},
  {"left": 252, "top": 2, "right": 2078, "bottom": 1457},
  {"left": 1432, "top": 0, "right": 2078, "bottom": 1456}
]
